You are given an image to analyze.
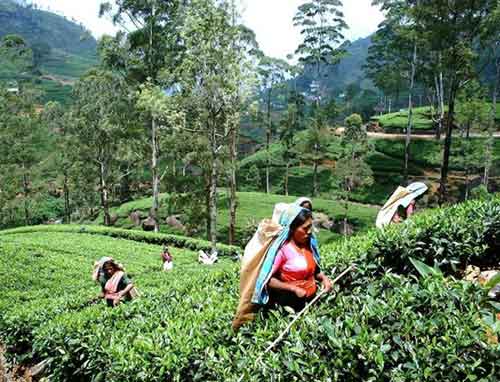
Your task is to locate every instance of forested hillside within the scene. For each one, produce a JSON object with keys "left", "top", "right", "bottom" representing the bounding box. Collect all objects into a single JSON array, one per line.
[{"left": 0, "top": 0, "right": 97, "bottom": 102}]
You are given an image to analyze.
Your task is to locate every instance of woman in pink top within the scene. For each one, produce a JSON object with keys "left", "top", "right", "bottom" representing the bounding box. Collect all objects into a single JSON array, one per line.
[{"left": 268, "top": 209, "right": 332, "bottom": 311}]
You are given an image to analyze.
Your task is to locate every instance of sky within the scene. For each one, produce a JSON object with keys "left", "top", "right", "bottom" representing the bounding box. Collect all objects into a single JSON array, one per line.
[{"left": 32, "top": 0, "right": 385, "bottom": 61}]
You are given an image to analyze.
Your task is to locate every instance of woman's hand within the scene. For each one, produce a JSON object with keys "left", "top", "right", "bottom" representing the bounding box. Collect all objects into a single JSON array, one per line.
[
  {"left": 316, "top": 272, "right": 332, "bottom": 293},
  {"left": 293, "top": 287, "right": 307, "bottom": 298},
  {"left": 113, "top": 295, "right": 122, "bottom": 306},
  {"left": 321, "top": 276, "right": 332, "bottom": 292}
]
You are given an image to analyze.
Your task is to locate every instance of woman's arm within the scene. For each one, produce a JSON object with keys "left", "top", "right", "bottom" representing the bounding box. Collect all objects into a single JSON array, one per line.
[
  {"left": 268, "top": 277, "right": 307, "bottom": 298},
  {"left": 315, "top": 272, "right": 332, "bottom": 292}
]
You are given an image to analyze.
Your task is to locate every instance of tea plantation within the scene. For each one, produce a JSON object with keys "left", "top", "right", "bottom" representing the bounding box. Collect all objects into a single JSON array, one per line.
[{"left": 1, "top": 196, "right": 500, "bottom": 381}]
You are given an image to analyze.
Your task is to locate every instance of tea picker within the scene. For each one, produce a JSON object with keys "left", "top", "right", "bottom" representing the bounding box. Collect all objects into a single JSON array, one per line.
[{"left": 236, "top": 264, "right": 356, "bottom": 382}]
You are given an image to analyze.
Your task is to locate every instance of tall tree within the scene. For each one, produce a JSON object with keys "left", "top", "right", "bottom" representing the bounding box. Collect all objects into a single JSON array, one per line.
[
  {"left": 42, "top": 102, "right": 78, "bottom": 223},
  {"left": 72, "top": 69, "right": 135, "bottom": 226},
  {"left": 257, "top": 56, "right": 288, "bottom": 194},
  {"left": 480, "top": 1, "right": 500, "bottom": 190},
  {"left": 178, "top": 0, "right": 243, "bottom": 253},
  {"left": 333, "top": 113, "right": 373, "bottom": 234},
  {"left": 455, "top": 82, "right": 490, "bottom": 200},
  {"left": 410, "top": 0, "right": 493, "bottom": 203},
  {"left": 300, "top": 106, "right": 335, "bottom": 196},
  {"left": 0, "top": 87, "right": 42, "bottom": 226},
  {"left": 100, "top": 0, "right": 186, "bottom": 231},
  {"left": 0, "top": 36, "right": 40, "bottom": 226},
  {"left": 293, "top": 0, "right": 349, "bottom": 105},
  {"left": 371, "top": 0, "right": 420, "bottom": 185}
]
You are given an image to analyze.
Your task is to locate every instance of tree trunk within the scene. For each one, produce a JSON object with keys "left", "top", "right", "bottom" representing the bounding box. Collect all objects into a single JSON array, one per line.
[
  {"left": 439, "top": 78, "right": 458, "bottom": 205},
  {"left": 434, "top": 69, "right": 445, "bottom": 140},
  {"left": 22, "top": 167, "right": 30, "bottom": 226},
  {"left": 312, "top": 154, "right": 319, "bottom": 197},
  {"left": 404, "top": 42, "right": 417, "bottom": 185},
  {"left": 151, "top": 117, "right": 160, "bottom": 232},
  {"left": 284, "top": 161, "right": 289, "bottom": 196},
  {"left": 205, "top": 171, "right": 211, "bottom": 240},
  {"left": 343, "top": 184, "right": 350, "bottom": 236},
  {"left": 464, "top": 122, "right": 471, "bottom": 200},
  {"left": 388, "top": 98, "right": 392, "bottom": 114},
  {"left": 63, "top": 171, "right": 71, "bottom": 223},
  {"left": 228, "top": 122, "right": 238, "bottom": 246},
  {"left": 119, "top": 164, "right": 131, "bottom": 204},
  {"left": 266, "top": 88, "right": 272, "bottom": 194},
  {"left": 99, "top": 160, "right": 110, "bottom": 226},
  {"left": 209, "top": 126, "right": 218, "bottom": 255},
  {"left": 484, "top": 55, "right": 499, "bottom": 190},
  {"left": 171, "top": 156, "right": 177, "bottom": 194}
]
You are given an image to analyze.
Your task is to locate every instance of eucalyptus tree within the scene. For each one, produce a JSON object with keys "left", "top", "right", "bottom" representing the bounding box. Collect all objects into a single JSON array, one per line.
[
  {"left": 293, "top": 0, "right": 348, "bottom": 105},
  {"left": 410, "top": 0, "right": 493, "bottom": 203},
  {"left": 227, "top": 20, "right": 260, "bottom": 245},
  {"left": 177, "top": 0, "right": 243, "bottom": 253},
  {"left": 100, "top": 0, "right": 186, "bottom": 231},
  {"left": 0, "top": 87, "right": 42, "bottom": 226},
  {"left": 72, "top": 69, "right": 136, "bottom": 226},
  {"left": 480, "top": 1, "right": 500, "bottom": 190},
  {"left": 257, "top": 56, "right": 289, "bottom": 194}
]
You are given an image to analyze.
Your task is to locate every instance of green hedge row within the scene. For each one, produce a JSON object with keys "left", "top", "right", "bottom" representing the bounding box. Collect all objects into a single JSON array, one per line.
[
  {"left": 2, "top": 231, "right": 498, "bottom": 381},
  {"left": 323, "top": 195, "right": 500, "bottom": 277},
  {"left": 0, "top": 224, "right": 241, "bottom": 257},
  {"left": 370, "top": 197, "right": 500, "bottom": 275}
]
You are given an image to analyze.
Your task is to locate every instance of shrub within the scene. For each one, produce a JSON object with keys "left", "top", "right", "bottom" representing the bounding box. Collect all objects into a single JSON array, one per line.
[{"left": 0, "top": 224, "right": 241, "bottom": 257}]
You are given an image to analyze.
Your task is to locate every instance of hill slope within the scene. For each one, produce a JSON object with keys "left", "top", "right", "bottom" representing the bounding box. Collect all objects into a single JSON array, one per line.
[{"left": 0, "top": 0, "right": 98, "bottom": 101}]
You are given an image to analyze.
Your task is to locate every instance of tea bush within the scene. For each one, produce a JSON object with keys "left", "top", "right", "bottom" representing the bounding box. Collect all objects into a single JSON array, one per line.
[
  {"left": 323, "top": 195, "right": 500, "bottom": 277},
  {"left": 1, "top": 197, "right": 499, "bottom": 381},
  {"left": 0, "top": 224, "right": 241, "bottom": 257}
]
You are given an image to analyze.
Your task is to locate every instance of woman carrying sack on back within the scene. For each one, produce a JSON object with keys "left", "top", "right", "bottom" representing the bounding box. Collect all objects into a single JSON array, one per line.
[
  {"left": 93, "top": 257, "right": 136, "bottom": 307},
  {"left": 266, "top": 207, "right": 332, "bottom": 311},
  {"left": 233, "top": 204, "right": 332, "bottom": 330}
]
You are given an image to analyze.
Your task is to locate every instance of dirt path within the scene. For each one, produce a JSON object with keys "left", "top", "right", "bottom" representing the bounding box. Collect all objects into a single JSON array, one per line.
[
  {"left": 0, "top": 345, "right": 31, "bottom": 382},
  {"left": 334, "top": 127, "right": 500, "bottom": 140},
  {"left": 367, "top": 131, "right": 500, "bottom": 140},
  {"left": 40, "top": 75, "right": 75, "bottom": 87}
]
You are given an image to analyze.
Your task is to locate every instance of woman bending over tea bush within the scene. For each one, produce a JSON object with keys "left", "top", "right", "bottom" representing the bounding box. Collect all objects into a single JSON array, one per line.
[{"left": 93, "top": 257, "right": 135, "bottom": 307}]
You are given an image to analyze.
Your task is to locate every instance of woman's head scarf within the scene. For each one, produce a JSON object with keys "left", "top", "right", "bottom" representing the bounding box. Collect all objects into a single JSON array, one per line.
[
  {"left": 295, "top": 197, "right": 313, "bottom": 209},
  {"left": 92, "top": 257, "right": 124, "bottom": 281},
  {"left": 252, "top": 203, "right": 321, "bottom": 305}
]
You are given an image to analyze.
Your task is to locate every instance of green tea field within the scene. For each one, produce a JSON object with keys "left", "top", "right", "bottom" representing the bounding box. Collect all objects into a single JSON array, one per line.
[{"left": 1, "top": 195, "right": 499, "bottom": 381}]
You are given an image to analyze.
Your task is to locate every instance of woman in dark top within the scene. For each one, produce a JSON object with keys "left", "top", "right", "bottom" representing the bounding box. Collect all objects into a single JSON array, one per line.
[{"left": 96, "top": 258, "right": 134, "bottom": 307}]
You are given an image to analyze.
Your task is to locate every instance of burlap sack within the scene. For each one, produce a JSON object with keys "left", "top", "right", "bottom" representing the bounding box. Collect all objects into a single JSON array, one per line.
[{"left": 232, "top": 238, "right": 275, "bottom": 331}]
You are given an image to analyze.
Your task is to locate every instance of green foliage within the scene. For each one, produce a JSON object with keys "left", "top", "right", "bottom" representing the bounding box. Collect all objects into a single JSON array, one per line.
[
  {"left": 368, "top": 197, "right": 500, "bottom": 275},
  {"left": 344, "top": 112, "right": 363, "bottom": 128},
  {"left": 0, "top": 224, "right": 241, "bottom": 257},
  {"left": 371, "top": 107, "right": 435, "bottom": 131},
  {"left": 1, "top": 197, "right": 499, "bottom": 381},
  {"left": 243, "top": 165, "right": 262, "bottom": 192}
]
